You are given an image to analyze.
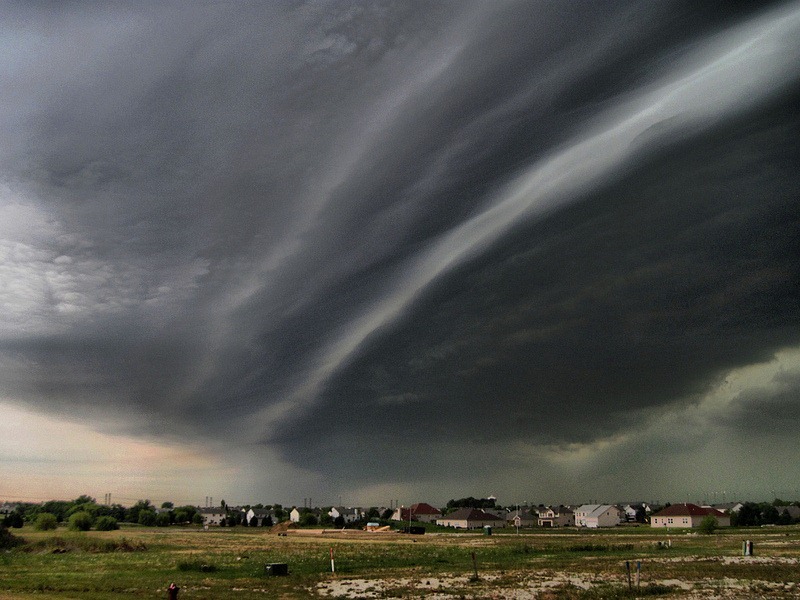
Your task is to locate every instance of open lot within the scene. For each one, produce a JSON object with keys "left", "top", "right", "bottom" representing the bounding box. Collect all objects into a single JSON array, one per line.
[{"left": 1, "top": 525, "right": 799, "bottom": 599}]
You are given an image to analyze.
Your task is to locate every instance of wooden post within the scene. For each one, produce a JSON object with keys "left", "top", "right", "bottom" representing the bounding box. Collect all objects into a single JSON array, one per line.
[
  {"left": 625, "top": 561, "right": 631, "bottom": 590},
  {"left": 636, "top": 561, "right": 641, "bottom": 589},
  {"left": 471, "top": 551, "right": 479, "bottom": 580}
]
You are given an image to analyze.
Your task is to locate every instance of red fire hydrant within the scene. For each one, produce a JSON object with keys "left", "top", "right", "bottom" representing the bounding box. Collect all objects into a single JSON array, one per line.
[{"left": 167, "top": 582, "right": 180, "bottom": 599}]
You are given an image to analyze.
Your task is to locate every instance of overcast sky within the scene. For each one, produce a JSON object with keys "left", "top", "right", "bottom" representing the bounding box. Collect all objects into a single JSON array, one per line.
[{"left": 1, "top": 0, "right": 799, "bottom": 508}]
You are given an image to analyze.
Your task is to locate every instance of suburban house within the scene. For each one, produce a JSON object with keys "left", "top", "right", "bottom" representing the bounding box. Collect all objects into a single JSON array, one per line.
[
  {"left": 390, "top": 503, "right": 442, "bottom": 523},
  {"left": 506, "top": 508, "right": 537, "bottom": 528},
  {"left": 199, "top": 506, "right": 226, "bottom": 526},
  {"left": 621, "top": 503, "right": 650, "bottom": 522},
  {"left": 0, "top": 503, "right": 18, "bottom": 517},
  {"left": 712, "top": 502, "right": 744, "bottom": 514},
  {"left": 329, "top": 506, "right": 361, "bottom": 524},
  {"left": 650, "top": 503, "right": 730, "bottom": 528},
  {"left": 436, "top": 508, "right": 504, "bottom": 529},
  {"left": 574, "top": 505, "right": 622, "bottom": 528},
  {"left": 244, "top": 508, "right": 275, "bottom": 526},
  {"left": 537, "top": 505, "right": 575, "bottom": 527}
]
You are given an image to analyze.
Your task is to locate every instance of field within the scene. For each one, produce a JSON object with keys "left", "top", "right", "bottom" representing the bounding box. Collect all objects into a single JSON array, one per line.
[{"left": 2, "top": 524, "right": 800, "bottom": 599}]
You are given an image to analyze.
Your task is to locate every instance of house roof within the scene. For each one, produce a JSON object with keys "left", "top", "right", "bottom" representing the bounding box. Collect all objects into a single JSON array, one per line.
[
  {"left": 653, "top": 503, "right": 725, "bottom": 517},
  {"left": 199, "top": 507, "right": 225, "bottom": 514},
  {"left": 576, "top": 504, "right": 616, "bottom": 516},
  {"left": 441, "top": 508, "right": 503, "bottom": 521},
  {"left": 410, "top": 502, "right": 441, "bottom": 515}
]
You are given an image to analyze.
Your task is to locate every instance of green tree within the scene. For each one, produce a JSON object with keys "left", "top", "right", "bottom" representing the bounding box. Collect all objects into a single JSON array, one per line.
[
  {"left": 95, "top": 516, "right": 119, "bottom": 531},
  {"left": 127, "top": 500, "right": 153, "bottom": 524},
  {"left": 299, "top": 513, "right": 318, "bottom": 526},
  {"left": 161, "top": 501, "right": 174, "bottom": 509},
  {"left": 4, "top": 511, "right": 24, "bottom": 529},
  {"left": 698, "top": 515, "right": 718, "bottom": 534},
  {"left": 35, "top": 513, "right": 58, "bottom": 531},
  {"left": 138, "top": 510, "right": 157, "bottom": 526},
  {"left": 155, "top": 512, "right": 171, "bottom": 527},
  {"left": 69, "top": 511, "right": 93, "bottom": 531}
]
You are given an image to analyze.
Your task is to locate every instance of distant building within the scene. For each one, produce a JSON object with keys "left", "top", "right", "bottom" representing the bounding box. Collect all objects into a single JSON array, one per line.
[
  {"left": 651, "top": 503, "right": 730, "bottom": 528},
  {"left": 245, "top": 508, "right": 275, "bottom": 526},
  {"left": 329, "top": 506, "right": 361, "bottom": 524},
  {"left": 199, "top": 507, "right": 226, "bottom": 526},
  {"left": 437, "top": 508, "right": 504, "bottom": 529},
  {"left": 391, "top": 503, "right": 442, "bottom": 523},
  {"left": 574, "top": 505, "right": 622, "bottom": 528},
  {"left": 537, "top": 505, "right": 575, "bottom": 527},
  {"left": 506, "top": 508, "right": 536, "bottom": 528}
]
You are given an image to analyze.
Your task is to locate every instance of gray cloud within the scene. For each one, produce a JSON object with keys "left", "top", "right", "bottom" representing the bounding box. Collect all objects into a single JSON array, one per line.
[{"left": 1, "top": 0, "right": 799, "bottom": 504}]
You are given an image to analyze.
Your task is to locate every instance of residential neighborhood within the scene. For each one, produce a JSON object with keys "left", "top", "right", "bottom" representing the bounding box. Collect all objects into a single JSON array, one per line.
[{"left": 4, "top": 494, "right": 800, "bottom": 533}]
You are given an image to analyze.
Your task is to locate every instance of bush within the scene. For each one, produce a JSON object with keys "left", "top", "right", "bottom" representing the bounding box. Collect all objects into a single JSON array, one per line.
[
  {"left": 155, "top": 513, "right": 171, "bottom": 527},
  {"left": 138, "top": 510, "right": 157, "bottom": 527},
  {"left": 94, "top": 516, "right": 119, "bottom": 531},
  {"left": 0, "top": 525, "right": 24, "bottom": 549},
  {"left": 35, "top": 513, "right": 59, "bottom": 531},
  {"left": 699, "top": 515, "right": 718, "bottom": 534},
  {"left": 69, "top": 511, "right": 93, "bottom": 531},
  {"left": 3, "top": 511, "right": 24, "bottom": 529}
]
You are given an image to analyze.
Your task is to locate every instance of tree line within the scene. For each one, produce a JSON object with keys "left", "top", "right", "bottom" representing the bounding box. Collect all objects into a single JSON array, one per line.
[{"left": 2, "top": 496, "right": 203, "bottom": 532}]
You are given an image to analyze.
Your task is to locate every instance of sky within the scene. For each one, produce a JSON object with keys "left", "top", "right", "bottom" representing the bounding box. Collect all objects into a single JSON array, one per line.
[{"left": 1, "top": 0, "right": 799, "bottom": 509}]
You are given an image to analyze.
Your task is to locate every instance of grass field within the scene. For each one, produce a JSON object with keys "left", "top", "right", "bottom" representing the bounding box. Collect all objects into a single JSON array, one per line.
[{"left": 1, "top": 524, "right": 799, "bottom": 599}]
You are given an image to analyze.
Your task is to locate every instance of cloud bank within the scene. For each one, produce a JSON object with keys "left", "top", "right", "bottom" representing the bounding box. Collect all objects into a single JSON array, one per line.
[{"left": 1, "top": 0, "right": 799, "bottom": 505}]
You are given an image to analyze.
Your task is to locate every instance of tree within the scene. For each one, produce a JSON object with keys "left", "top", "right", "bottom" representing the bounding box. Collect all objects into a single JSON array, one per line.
[
  {"left": 138, "top": 510, "right": 157, "bottom": 527},
  {"left": 263, "top": 516, "right": 273, "bottom": 527},
  {"left": 95, "top": 516, "right": 119, "bottom": 531},
  {"left": 155, "top": 512, "right": 171, "bottom": 527},
  {"left": 698, "top": 515, "right": 718, "bottom": 535},
  {"left": 127, "top": 500, "right": 153, "bottom": 524},
  {"left": 161, "top": 501, "right": 174, "bottom": 509},
  {"left": 334, "top": 515, "right": 345, "bottom": 528},
  {"left": 35, "top": 513, "right": 58, "bottom": 531},
  {"left": 4, "top": 511, "right": 24, "bottom": 529},
  {"left": 69, "top": 511, "right": 93, "bottom": 531},
  {"left": 299, "top": 513, "right": 318, "bottom": 526}
]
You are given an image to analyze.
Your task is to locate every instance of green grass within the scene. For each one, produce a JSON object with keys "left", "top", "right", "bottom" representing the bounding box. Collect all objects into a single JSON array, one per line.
[{"left": 0, "top": 524, "right": 798, "bottom": 598}]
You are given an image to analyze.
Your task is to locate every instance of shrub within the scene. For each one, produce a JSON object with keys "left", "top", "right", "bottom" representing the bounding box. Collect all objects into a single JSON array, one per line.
[
  {"left": 699, "top": 515, "right": 718, "bottom": 535},
  {"left": 68, "top": 511, "right": 93, "bottom": 532},
  {"left": 35, "top": 513, "right": 59, "bottom": 531},
  {"left": 94, "top": 516, "right": 119, "bottom": 531},
  {"left": 0, "top": 525, "right": 24, "bottom": 549},
  {"left": 156, "top": 513, "right": 171, "bottom": 527},
  {"left": 138, "top": 510, "right": 157, "bottom": 527}
]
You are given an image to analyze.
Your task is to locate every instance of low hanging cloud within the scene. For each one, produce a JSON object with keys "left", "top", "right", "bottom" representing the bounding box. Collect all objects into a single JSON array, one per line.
[{"left": 1, "top": 0, "right": 799, "bottom": 504}]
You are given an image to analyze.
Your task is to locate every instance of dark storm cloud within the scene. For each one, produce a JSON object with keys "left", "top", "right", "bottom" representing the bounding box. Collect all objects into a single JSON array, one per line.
[{"left": 1, "top": 0, "right": 799, "bottom": 499}]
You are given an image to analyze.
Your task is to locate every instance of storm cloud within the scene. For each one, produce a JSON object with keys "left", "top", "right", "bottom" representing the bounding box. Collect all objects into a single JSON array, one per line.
[{"left": 1, "top": 0, "right": 799, "bottom": 505}]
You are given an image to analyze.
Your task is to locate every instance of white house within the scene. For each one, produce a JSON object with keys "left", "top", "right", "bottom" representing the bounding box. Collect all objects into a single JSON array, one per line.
[
  {"left": 329, "top": 506, "right": 361, "bottom": 524},
  {"left": 574, "top": 504, "right": 622, "bottom": 528},
  {"left": 245, "top": 508, "right": 275, "bottom": 526},
  {"left": 199, "top": 507, "right": 226, "bottom": 526}
]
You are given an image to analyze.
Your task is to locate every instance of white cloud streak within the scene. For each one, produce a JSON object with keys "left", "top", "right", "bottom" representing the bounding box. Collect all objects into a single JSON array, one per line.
[{"left": 252, "top": 2, "right": 800, "bottom": 436}]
